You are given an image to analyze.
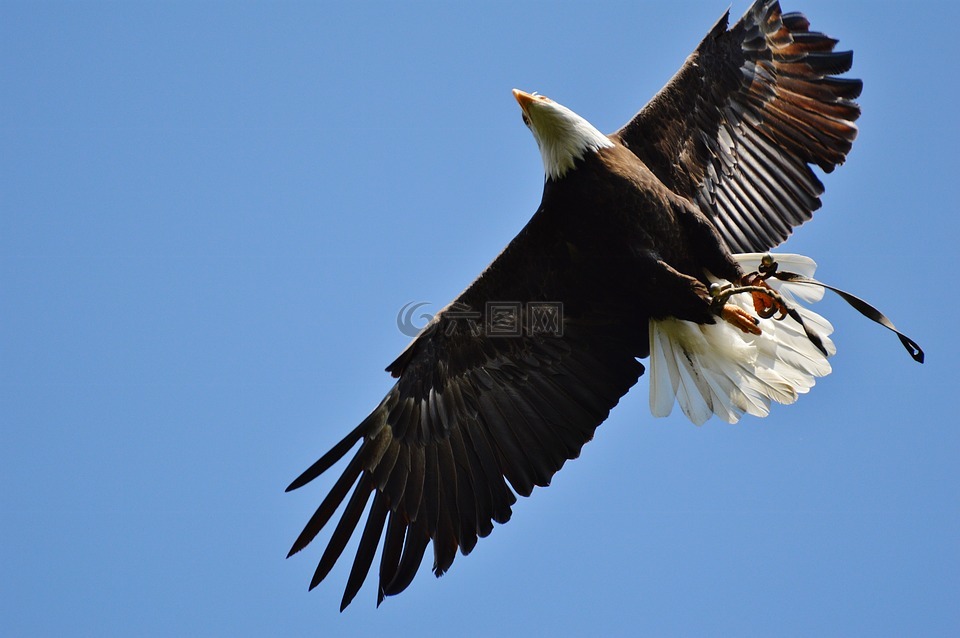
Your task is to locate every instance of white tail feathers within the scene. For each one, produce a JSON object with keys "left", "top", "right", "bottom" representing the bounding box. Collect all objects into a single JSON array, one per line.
[{"left": 649, "top": 253, "right": 836, "bottom": 425}]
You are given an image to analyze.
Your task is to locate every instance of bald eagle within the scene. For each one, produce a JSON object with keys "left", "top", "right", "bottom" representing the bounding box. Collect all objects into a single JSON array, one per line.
[{"left": 286, "top": 0, "right": 921, "bottom": 609}]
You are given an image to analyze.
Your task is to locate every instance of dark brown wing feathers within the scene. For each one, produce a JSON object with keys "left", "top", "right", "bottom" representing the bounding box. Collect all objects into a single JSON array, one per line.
[
  {"left": 614, "top": 0, "right": 861, "bottom": 253},
  {"left": 287, "top": 316, "right": 644, "bottom": 608}
]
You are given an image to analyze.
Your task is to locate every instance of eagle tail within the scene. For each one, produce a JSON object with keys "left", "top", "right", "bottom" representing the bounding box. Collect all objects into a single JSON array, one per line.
[{"left": 649, "top": 253, "right": 836, "bottom": 425}]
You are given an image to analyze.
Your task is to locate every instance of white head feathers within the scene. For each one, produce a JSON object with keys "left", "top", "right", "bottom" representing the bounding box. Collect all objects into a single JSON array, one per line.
[{"left": 513, "top": 89, "right": 614, "bottom": 181}]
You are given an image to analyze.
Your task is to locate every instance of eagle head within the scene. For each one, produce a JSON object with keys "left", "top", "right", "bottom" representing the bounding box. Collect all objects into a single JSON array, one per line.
[{"left": 513, "top": 88, "right": 614, "bottom": 181}]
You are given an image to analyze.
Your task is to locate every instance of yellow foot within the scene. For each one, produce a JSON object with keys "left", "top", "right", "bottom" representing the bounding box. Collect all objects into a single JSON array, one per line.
[
  {"left": 721, "top": 304, "right": 761, "bottom": 335},
  {"left": 741, "top": 276, "right": 789, "bottom": 320}
]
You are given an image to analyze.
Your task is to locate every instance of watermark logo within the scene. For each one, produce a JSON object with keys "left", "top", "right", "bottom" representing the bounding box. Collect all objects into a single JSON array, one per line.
[
  {"left": 396, "top": 301, "right": 435, "bottom": 338},
  {"left": 527, "top": 301, "right": 563, "bottom": 336},
  {"left": 395, "top": 301, "right": 563, "bottom": 338},
  {"left": 486, "top": 302, "right": 523, "bottom": 337}
]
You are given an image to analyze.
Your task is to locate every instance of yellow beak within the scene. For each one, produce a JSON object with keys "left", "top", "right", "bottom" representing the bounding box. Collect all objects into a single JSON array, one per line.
[{"left": 512, "top": 88, "right": 536, "bottom": 113}]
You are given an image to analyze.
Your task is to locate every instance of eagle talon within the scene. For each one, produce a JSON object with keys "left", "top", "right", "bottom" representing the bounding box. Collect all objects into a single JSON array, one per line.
[
  {"left": 752, "top": 287, "right": 788, "bottom": 320},
  {"left": 739, "top": 274, "right": 789, "bottom": 320},
  {"left": 709, "top": 275, "right": 791, "bottom": 333},
  {"left": 721, "top": 304, "right": 762, "bottom": 335}
]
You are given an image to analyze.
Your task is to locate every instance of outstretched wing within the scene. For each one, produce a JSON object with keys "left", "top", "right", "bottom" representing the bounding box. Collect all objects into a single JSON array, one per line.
[
  {"left": 286, "top": 284, "right": 644, "bottom": 609},
  {"left": 614, "top": 0, "right": 862, "bottom": 253}
]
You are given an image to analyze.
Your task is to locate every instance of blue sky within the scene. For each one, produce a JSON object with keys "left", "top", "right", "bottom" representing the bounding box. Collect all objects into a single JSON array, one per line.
[{"left": 2, "top": 1, "right": 957, "bottom": 635}]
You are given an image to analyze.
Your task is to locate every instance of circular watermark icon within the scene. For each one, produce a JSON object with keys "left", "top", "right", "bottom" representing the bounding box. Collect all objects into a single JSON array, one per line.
[{"left": 396, "top": 301, "right": 435, "bottom": 338}]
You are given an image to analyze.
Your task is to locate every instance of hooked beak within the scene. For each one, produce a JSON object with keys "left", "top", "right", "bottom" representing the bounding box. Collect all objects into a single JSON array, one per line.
[{"left": 512, "top": 88, "right": 536, "bottom": 114}]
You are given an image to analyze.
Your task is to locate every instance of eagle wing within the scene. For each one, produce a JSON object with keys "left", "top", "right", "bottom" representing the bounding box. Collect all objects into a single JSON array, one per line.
[
  {"left": 286, "top": 229, "right": 645, "bottom": 609},
  {"left": 613, "top": 0, "right": 862, "bottom": 253}
]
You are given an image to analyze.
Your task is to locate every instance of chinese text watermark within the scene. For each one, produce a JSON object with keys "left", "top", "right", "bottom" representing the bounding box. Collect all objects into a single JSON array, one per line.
[{"left": 396, "top": 301, "right": 563, "bottom": 338}]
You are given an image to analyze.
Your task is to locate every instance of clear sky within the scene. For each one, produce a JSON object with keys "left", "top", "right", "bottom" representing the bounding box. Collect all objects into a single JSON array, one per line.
[{"left": 2, "top": 1, "right": 957, "bottom": 636}]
